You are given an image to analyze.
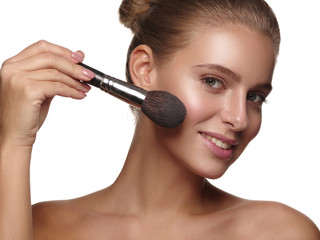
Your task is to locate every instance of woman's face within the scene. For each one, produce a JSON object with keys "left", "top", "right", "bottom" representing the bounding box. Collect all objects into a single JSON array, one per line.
[{"left": 149, "top": 26, "right": 275, "bottom": 179}]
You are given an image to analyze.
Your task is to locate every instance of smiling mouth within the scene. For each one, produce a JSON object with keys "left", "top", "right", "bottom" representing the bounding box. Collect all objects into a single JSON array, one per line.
[{"left": 201, "top": 133, "right": 232, "bottom": 150}]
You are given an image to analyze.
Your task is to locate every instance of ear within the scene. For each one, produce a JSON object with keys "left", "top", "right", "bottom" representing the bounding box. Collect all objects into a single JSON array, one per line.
[{"left": 129, "top": 44, "right": 156, "bottom": 91}]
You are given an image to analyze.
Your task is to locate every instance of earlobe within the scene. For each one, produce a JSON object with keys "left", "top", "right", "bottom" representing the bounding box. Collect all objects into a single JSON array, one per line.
[{"left": 129, "top": 44, "right": 155, "bottom": 90}]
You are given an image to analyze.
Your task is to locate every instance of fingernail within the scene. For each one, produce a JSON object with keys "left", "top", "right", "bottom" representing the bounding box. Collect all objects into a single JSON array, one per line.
[
  {"left": 82, "top": 68, "right": 95, "bottom": 79},
  {"left": 81, "top": 83, "right": 91, "bottom": 92},
  {"left": 83, "top": 83, "right": 91, "bottom": 90},
  {"left": 79, "top": 91, "right": 87, "bottom": 97},
  {"left": 72, "top": 51, "right": 84, "bottom": 62}
]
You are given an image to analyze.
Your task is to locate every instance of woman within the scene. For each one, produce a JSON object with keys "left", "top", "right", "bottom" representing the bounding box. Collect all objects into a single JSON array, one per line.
[{"left": 0, "top": 0, "right": 319, "bottom": 239}]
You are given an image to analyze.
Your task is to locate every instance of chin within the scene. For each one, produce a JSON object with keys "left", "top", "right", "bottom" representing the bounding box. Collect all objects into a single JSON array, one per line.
[
  {"left": 201, "top": 168, "right": 229, "bottom": 180},
  {"left": 190, "top": 160, "right": 232, "bottom": 180}
]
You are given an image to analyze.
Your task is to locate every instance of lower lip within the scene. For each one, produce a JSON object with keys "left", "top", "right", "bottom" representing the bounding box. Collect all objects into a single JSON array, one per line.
[{"left": 200, "top": 134, "right": 234, "bottom": 160}]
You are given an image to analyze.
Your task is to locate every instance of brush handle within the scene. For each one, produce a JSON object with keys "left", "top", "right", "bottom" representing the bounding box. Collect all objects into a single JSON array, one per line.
[{"left": 78, "top": 62, "right": 147, "bottom": 109}]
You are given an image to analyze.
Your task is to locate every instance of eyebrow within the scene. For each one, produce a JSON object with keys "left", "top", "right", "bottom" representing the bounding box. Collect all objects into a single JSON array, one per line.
[
  {"left": 257, "top": 83, "right": 273, "bottom": 92},
  {"left": 194, "top": 64, "right": 241, "bottom": 82},
  {"left": 194, "top": 63, "right": 273, "bottom": 92}
]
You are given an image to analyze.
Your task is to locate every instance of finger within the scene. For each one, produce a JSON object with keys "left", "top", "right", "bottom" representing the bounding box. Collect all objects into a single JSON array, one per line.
[
  {"left": 71, "top": 50, "right": 85, "bottom": 63},
  {"left": 34, "top": 80, "right": 88, "bottom": 100},
  {"left": 14, "top": 52, "right": 95, "bottom": 81},
  {"left": 5, "top": 40, "right": 80, "bottom": 64},
  {"left": 26, "top": 69, "right": 91, "bottom": 93}
]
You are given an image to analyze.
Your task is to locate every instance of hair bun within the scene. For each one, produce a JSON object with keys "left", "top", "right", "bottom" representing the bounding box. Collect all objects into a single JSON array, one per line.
[{"left": 119, "top": 0, "right": 154, "bottom": 32}]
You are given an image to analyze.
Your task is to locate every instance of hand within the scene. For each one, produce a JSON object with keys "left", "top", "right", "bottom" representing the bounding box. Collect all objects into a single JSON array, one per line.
[{"left": 0, "top": 40, "right": 94, "bottom": 148}]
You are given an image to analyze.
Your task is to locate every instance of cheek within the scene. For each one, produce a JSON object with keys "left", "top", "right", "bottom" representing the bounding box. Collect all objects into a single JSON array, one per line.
[
  {"left": 249, "top": 109, "right": 262, "bottom": 137},
  {"left": 174, "top": 88, "right": 218, "bottom": 129},
  {"left": 181, "top": 94, "right": 204, "bottom": 121},
  {"left": 155, "top": 73, "right": 210, "bottom": 123},
  {"left": 240, "top": 109, "right": 262, "bottom": 151},
  {"left": 166, "top": 80, "right": 218, "bottom": 125}
]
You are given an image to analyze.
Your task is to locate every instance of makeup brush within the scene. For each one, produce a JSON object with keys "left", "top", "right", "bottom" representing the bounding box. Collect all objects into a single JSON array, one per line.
[{"left": 78, "top": 63, "right": 186, "bottom": 128}]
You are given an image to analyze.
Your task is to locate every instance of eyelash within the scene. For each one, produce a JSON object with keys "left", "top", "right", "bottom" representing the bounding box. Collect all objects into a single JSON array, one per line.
[
  {"left": 202, "top": 76, "right": 268, "bottom": 105},
  {"left": 202, "top": 76, "right": 224, "bottom": 90},
  {"left": 247, "top": 92, "right": 268, "bottom": 104}
]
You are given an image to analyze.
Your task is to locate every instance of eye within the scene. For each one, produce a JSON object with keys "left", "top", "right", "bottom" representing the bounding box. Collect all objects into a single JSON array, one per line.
[
  {"left": 247, "top": 92, "right": 267, "bottom": 104},
  {"left": 203, "top": 77, "right": 223, "bottom": 89}
]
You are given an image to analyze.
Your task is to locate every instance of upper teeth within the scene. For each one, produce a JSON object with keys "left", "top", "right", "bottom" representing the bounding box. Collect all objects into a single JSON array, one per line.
[{"left": 202, "top": 133, "right": 232, "bottom": 150}]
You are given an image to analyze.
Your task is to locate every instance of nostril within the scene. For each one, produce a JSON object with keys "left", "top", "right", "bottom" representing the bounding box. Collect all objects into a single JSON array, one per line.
[{"left": 221, "top": 109, "right": 249, "bottom": 132}]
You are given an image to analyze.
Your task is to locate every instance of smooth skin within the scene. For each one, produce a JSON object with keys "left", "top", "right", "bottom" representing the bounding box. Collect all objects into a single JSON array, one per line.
[
  {"left": 0, "top": 40, "right": 93, "bottom": 239},
  {"left": 1, "top": 26, "right": 320, "bottom": 239}
]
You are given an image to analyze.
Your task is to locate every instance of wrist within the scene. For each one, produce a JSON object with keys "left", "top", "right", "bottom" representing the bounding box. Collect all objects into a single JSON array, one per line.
[
  {"left": 0, "top": 138, "right": 33, "bottom": 165},
  {"left": 0, "top": 129, "right": 35, "bottom": 149}
]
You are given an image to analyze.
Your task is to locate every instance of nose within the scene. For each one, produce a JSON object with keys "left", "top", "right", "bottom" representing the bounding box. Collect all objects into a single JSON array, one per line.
[{"left": 220, "top": 93, "right": 249, "bottom": 132}]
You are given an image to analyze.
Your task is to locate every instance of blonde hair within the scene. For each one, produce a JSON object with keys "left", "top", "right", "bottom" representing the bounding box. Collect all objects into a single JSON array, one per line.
[{"left": 119, "top": 0, "right": 280, "bottom": 117}]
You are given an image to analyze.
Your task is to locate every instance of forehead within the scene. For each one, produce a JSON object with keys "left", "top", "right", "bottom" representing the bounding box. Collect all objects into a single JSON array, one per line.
[{"left": 171, "top": 25, "right": 276, "bottom": 82}]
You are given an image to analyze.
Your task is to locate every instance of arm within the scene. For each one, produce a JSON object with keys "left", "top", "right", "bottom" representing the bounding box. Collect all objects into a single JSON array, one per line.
[
  {"left": 0, "top": 40, "right": 93, "bottom": 239},
  {"left": 0, "top": 144, "right": 33, "bottom": 239}
]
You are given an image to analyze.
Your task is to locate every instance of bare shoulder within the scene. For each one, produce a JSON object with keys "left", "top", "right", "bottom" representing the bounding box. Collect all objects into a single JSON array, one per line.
[
  {"left": 32, "top": 189, "right": 108, "bottom": 239},
  {"left": 32, "top": 199, "right": 83, "bottom": 239},
  {"left": 239, "top": 200, "right": 320, "bottom": 240},
  {"left": 204, "top": 183, "right": 319, "bottom": 239}
]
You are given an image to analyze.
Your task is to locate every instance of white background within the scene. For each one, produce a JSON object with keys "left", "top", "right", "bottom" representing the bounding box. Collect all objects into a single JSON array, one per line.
[{"left": 0, "top": 0, "right": 319, "bottom": 227}]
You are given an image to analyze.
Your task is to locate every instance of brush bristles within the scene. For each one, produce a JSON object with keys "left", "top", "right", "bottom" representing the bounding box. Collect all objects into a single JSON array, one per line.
[{"left": 141, "top": 91, "right": 186, "bottom": 128}]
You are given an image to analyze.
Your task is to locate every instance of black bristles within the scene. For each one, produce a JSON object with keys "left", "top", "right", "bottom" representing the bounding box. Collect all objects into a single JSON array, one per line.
[{"left": 141, "top": 91, "right": 186, "bottom": 128}]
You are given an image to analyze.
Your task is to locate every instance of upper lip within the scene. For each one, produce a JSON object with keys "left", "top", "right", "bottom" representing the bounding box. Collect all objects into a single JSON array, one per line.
[{"left": 200, "top": 131, "right": 239, "bottom": 146}]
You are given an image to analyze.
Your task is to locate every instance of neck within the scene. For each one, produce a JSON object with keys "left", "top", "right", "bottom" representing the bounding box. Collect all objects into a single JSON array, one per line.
[{"left": 108, "top": 118, "right": 208, "bottom": 217}]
